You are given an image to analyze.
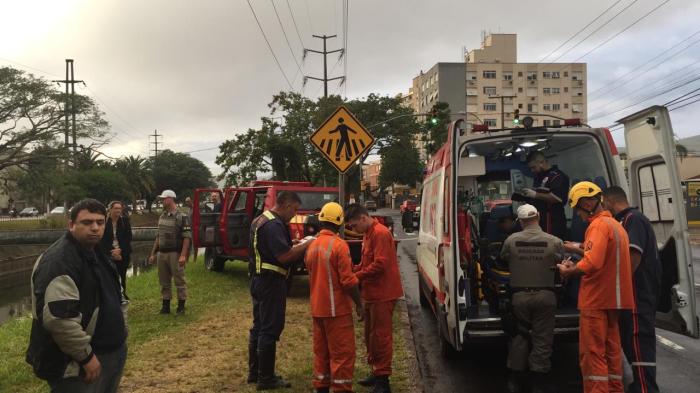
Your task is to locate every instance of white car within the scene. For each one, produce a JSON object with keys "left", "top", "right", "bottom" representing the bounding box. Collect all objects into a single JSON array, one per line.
[{"left": 50, "top": 207, "right": 66, "bottom": 215}]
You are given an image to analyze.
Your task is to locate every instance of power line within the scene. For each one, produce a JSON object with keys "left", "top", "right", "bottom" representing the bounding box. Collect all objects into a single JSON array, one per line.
[
  {"left": 547, "top": 0, "right": 639, "bottom": 64},
  {"left": 559, "top": 0, "right": 672, "bottom": 70},
  {"left": 285, "top": 0, "right": 306, "bottom": 47},
  {"left": 537, "top": 0, "right": 624, "bottom": 63},
  {"left": 271, "top": 0, "right": 304, "bottom": 81},
  {"left": 669, "top": 95, "right": 700, "bottom": 112},
  {"left": 304, "top": 0, "right": 314, "bottom": 34},
  {"left": 304, "top": 35, "right": 344, "bottom": 98},
  {"left": 247, "top": 0, "right": 295, "bottom": 90},
  {"left": 665, "top": 85, "right": 700, "bottom": 106},
  {"left": 589, "top": 28, "right": 700, "bottom": 97}
]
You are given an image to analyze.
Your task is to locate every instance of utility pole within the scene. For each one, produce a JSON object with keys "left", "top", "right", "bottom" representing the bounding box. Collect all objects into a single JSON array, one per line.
[
  {"left": 149, "top": 129, "right": 162, "bottom": 157},
  {"left": 304, "top": 35, "right": 347, "bottom": 204},
  {"left": 490, "top": 95, "right": 517, "bottom": 128},
  {"left": 53, "top": 59, "right": 84, "bottom": 154}
]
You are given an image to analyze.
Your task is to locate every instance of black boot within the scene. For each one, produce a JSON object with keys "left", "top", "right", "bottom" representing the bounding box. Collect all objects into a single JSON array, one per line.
[
  {"left": 315, "top": 388, "right": 330, "bottom": 393},
  {"left": 371, "top": 375, "right": 391, "bottom": 393},
  {"left": 531, "top": 371, "right": 553, "bottom": 393},
  {"left": 256, "top": 343, "right": 291, "bottom": 390},
  {"left": 358, "top": 374, "right": 377, "bottom": 387},
  {"left": 506, "top": 371, "right": 525, "bottom": 393},
  {"left": 159, "top": 299, "right": 170, "bottom": 314},
  {"left": 247, "top": 337, "right": 258, "bottom": 384},
  {"left": 176, "top": 300, "right": 186, "bottom": 314}
]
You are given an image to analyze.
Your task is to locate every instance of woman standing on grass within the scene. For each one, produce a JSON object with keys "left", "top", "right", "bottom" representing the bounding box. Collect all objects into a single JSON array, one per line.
[{"left": 101, "top": 201, "right": 133, "bottom": 299}]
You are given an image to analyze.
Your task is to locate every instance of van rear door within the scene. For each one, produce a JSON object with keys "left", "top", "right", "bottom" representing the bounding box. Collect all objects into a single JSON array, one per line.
[
  {"left": 620, "top": 105, "right": 699, "bottom": 338},
  {"left": 222, "top": 188, "right": 254, "bottom": 257},
  {"left": 192, "top": 189, "right": 224, "bottom": 248}
]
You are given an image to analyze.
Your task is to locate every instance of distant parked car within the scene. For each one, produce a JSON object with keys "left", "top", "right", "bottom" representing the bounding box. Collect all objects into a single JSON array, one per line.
[
  {"left": 364, "top": 199, "right": 377, "bottom": 211},
  {"left": 19, "top": 207, "right": 40, "bottom": 217},
  {"left": 49, "top": 206, "right": 66, "bottom": 215}
]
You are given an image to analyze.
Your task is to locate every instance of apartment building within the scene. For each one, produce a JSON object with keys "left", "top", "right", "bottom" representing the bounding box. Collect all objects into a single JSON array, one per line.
[{"left": 407, "top": 33, "right": 587, "bottom": 132}]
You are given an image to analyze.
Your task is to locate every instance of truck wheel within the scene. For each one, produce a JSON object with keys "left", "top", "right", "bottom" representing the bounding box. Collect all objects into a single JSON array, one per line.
[
  {"left": 418, "top": 274, "right": 430, "bottom": 308},
  {"left": 204, "top": 248, "right": 225, "bottom": 272}
]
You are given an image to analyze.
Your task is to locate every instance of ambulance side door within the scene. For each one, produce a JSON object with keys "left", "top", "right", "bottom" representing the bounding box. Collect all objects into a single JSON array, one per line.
[
  {"left": 192, "top": 188, "right": 223, "bottom": 248},
  {"left": 622, "top": 106, "right": 699, "bottom": 338}
]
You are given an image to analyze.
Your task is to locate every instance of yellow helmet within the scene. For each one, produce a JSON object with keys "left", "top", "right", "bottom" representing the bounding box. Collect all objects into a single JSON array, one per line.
[
  {"left": 568, "top": 181, "right": 603, "bottom": 208},
  {"left": 319, "top": 202, "right": 344, "bottom": 225}
]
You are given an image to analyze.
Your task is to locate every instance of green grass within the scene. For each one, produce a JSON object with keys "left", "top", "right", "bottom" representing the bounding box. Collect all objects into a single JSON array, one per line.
[
  {"left": 0, "top": 213, "right": 160, "bottom": 231},
  {"left": 0, "top": 259, "right": 416, "bottom": 393}
]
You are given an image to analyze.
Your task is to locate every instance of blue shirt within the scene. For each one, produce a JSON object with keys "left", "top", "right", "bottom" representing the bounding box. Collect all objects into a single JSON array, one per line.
[
  {"left": 249, "top": 211, "right": 292, "bottom": 269},
  {"left": 615, "top": 207, "right": 662, "bottom": 310},
  {"left": 532, "top": 165, "right": 569, "bottom": 240}
]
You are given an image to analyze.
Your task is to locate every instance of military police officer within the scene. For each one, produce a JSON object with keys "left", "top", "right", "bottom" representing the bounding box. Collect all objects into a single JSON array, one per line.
[
  {"left": 248, "top": 191, "right": 313, "bottom": 390},
  {"left": 148, "top": 190, "right": 192, "bottom": 315},
  {"left": 500, "top": 204, "right": 564, "bottom": 393}
]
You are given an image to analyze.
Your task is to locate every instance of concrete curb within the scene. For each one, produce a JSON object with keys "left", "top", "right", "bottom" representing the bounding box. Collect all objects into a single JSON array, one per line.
[{"left": 397, "top": 298, "right": 424, "bottom": 393}]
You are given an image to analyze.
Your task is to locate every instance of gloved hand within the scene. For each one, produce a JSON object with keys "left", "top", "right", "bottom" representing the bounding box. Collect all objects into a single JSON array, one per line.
[{"left": 520, "top": 188, "right": 537, "bottom": 198}]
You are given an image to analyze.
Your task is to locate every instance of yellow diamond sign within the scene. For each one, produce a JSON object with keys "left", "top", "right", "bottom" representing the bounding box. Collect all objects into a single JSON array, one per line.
[{"left": 310, "top": 106, "right": 375, "bottom": 173}]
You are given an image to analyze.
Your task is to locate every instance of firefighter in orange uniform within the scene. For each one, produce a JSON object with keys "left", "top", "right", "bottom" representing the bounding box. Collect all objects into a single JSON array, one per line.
[
  {"left": 558, "top": 182, "right": 634, "bottom": 393},
  {"left": 344, "top": 204, "right": 404, "bottom": 393},
  {"left": 305, "top": 202, "right": 363, "bottom": 393}
]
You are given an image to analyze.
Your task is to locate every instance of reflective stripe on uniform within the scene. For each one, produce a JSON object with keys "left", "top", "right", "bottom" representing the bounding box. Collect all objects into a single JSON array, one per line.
[
  {"left": 324, "top": 238, "right": 337, "bottom": 317},
  {"left": 631, "top": 362, "right": 657, "bottom": 367},
  {"left": 253, "top": 211, "right": 288, "bottom": 276},
  {"left": 609, "top": 374, "right": 623, "bottom": 380},
  {"left": 584, "top": 375, "right": 609, "bottom": 381},
  {"left": 332, "top": 379, "right": 353, "bottom": 384},
  {"left": 316, "top": 374, "right": 330, "bottom": 380}
]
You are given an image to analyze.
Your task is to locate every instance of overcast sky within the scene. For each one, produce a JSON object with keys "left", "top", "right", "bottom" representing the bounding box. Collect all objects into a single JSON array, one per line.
[{"left": 2, "top": 0, "right": 700, "bottom": 174}]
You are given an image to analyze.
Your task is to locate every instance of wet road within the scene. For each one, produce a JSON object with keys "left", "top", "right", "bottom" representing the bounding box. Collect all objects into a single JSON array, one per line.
[{"left": 388, "top": 209, "right": 700, "bottom": 393}]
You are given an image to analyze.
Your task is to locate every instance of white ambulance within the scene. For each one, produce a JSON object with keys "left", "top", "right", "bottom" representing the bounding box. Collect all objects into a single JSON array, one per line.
[{"left": 417, "top": 105, "right": 698, "bottom": 354}]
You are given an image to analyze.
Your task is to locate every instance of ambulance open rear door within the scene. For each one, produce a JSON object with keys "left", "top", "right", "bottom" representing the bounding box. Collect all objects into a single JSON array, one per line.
[{"left": 620, "top": 105, "right": 699, "bottom": 338}]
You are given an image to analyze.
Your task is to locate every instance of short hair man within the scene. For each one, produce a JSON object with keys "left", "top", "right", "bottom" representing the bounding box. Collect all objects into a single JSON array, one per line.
[
  {"left": 344, "top": 204, "right": 403, "bottom": 393},
  {"left": 558, "top": 182, "right": 634, "bottom": 393},
  {"left": 603, "top": 186, "right": 661, "bottom": 393},
  {"left": 148, "top": 190, "right": 192, "bottom": 315},
  {"left": 305, "top": 202, "right": 363, "bottom": 393},
  {"left": 519, "top": 151, "right": 570, "bottom": 239},
  {"left": 26, "top": 199, "right": 128, "bottom": 393},
  {"left": 500, "top": 204, "right": 563, "bottom": 393},
  {"left": 248, "top": 191, "right": 313, "bottom": 390}
]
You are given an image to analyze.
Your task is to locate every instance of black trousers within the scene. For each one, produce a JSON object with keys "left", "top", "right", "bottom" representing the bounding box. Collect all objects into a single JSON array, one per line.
[
  {"left": 249, "top": 273, "right": 287, "bottom": 348},
  {"left": 113, "top": 256, "right": 129, "bottom": 298},
  {"left": 619, "top": 305, "right": 659, "bottom": 393}
]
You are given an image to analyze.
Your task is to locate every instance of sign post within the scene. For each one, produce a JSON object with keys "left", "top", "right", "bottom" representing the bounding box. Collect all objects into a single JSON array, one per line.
[{"left": 310, "top": 105, "right": 375, "bottom": 205}]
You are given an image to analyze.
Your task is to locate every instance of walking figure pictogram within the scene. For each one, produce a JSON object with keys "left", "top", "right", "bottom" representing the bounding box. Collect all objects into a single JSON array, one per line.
[{"left": 328, "top": 117, "right": 357, "bottom": 161}]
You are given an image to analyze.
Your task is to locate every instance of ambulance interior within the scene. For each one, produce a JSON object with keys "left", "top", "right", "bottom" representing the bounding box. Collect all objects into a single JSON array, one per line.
[{"left": 456, "top": 132, "right": 611, "bottom": 318}]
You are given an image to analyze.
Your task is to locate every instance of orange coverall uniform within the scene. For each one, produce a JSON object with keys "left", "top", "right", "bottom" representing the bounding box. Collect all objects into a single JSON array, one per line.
[
  {"left": 576, "top": 210, "right": 634, "bottom": 393},
  {"left": 354, "top": 220, "right": 404, "bottom": 377},
  {"left": 305, "top": 229, "right": 359, "bottom": 392}
]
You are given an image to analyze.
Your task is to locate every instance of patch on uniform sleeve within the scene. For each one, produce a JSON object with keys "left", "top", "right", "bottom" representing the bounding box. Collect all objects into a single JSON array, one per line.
[{"left": 584, "top": 241, "right": 593, "bottom": 251}]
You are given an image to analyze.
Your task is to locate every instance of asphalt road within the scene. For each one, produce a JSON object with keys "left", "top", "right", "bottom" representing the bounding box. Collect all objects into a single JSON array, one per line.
[{"left": 385, "top": 209, "right": 700, "bottom": 393}]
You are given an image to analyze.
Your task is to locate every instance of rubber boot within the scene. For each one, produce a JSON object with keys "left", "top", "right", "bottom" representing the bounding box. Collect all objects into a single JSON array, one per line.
[
  {"left": 531, "top": 371, "right": 553, "bottom": 393},
  {"left": 159, "top": 299, "right": 170, "bottom": 314},
  {"left": 176, "top": 300, "right": 186, "bottom": 315},
  {"left": 256, "top": 343, "right": 291, "bottom": 390},
  {"left": 315, "top": 388, "right": 330, "bottom": 393},
  {"left": 358, "top": 374, "right": 377, "bottom": 387},
  {"left": 247, "top": 337, "right": 258, "bottom": 384},
  {"left": 506, "top": 371, "right": 525, "bottom": 393},
  {"left": 371, "top": 376, "right": 391, "bottom": 393}
]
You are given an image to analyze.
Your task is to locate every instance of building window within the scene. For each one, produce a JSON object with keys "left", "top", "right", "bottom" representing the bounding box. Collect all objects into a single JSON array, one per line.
[
  {"left": 483, "top": 70, "right": 496, "bottom": 79},
  {"left": 572, "top": 72, "right": 583, "bottom": 81},
  {"left": 518, "top": 87, "right": 523, "bottom": 93},
  {"left": 484, "top": 103, "right": 497, "bottom": 111},
  {"left": 543, "top": 88, "right": 551, "bottom": 95},
  {"left": 564, "top": 87, "right": 569, "bottom": 93},
  {"left": 543, "top": 104, "right": 552, "bottom": 111},
  {"left": 564, "top": 103, "right": 569, "bottom": 109},
  {"left": 503, "top": 72, "right": 513, "bottom": 81},
  {"left": 467, "top": 88, "right": 477, "bottom": 96},
  {"left": 527, "top": 103, "right": 537, "bottom": 112},
  {"left": 518, "top": 71, "right": 523, "bottom": 77},
  {"left": 483, "top": 86, "right": 497, "bottom": 96},
  {"left": 552, "top": 72, "right": 560, "bottom": 79},
  {"left": 553, "top": 120, "right": 561, "bottom": 126},
  {"left": 484, "top": 119, "right": 497, "bottom": 127},
  {"left": 543, "top": 71, "right": 561, "bottom": 79},
  {"left": 564, "top": 71, "right": 569, "bottom": 77},
  {"left": 551, "top": 87, "right": 560, "bottom": 94},
  {"left": 527, "top": 72, "right": 537, "bottom": 80},
  {"left": 518, "top": 103, "right": 523, "bottom": 109},
  {"left": 572, "top": 104, "right": 582, "bottom": 113},
  {"left": 543, "top": 120, "right": 551, "bottom": 126},
  {"left": 467, "top": 71, "right": 477, "bottom": 80},
  {"left": 553, "top": 104, "right": 561, "bottom": 111}
]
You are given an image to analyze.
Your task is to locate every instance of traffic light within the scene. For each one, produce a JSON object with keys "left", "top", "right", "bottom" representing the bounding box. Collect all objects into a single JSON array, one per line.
[
  {"left": 430, "top": 107, "right": 439, "bottom": 125},
  {"left": 513, "top": 109, "right": 520, "bottom": 125}
]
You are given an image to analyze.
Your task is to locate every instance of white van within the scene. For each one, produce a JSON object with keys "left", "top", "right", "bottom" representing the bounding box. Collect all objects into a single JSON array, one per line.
[{"left": 417, "top": 105, "right": 698, "bottom": 354}]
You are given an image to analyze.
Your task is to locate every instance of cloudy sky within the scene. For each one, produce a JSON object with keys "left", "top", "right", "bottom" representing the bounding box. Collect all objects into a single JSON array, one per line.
[{"left": 2, "top": 0, "right": 700, "bottom": 174}]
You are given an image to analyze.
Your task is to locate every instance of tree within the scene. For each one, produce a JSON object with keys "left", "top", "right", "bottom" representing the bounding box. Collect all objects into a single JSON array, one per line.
[
  {"left": 0, "top": 67, "right": 110, "bottom": 171},
  {"left": 113, "top": 155, "right": 154, "bottom": 202},
  {"left": 149, "top": 150, "right": 215, "bottom": 206},
  {"left": 379, "top": 139, "right": 423, "bottom": 189},
  {"left": 62, "top": 168, "right": 132, "bottom": 205}
]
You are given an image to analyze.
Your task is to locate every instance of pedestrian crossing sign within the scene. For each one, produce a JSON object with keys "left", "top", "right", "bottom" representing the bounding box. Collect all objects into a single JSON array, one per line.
[{"left": 310, "top": 105, "right": 375, "bottom": 173}]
